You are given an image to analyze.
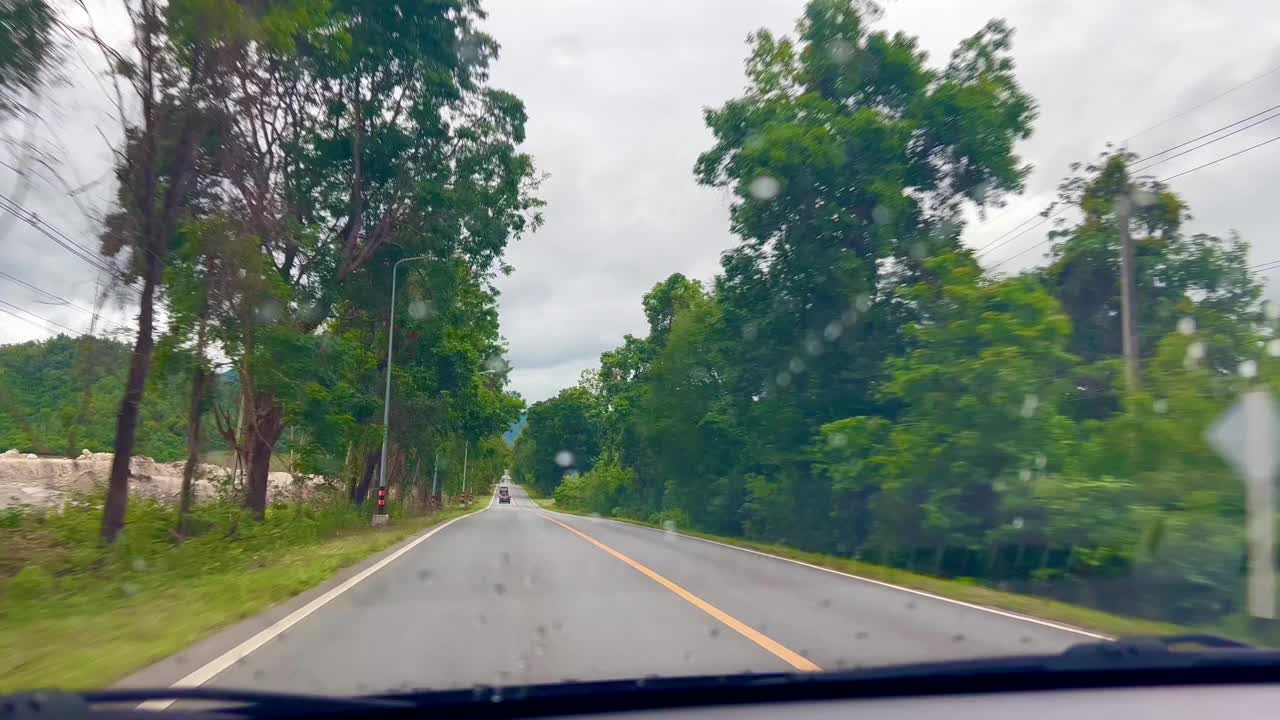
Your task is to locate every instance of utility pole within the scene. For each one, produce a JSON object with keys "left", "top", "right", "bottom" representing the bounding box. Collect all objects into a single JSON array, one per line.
[
  {"left": 461, "top": 440, "right": 469, "bottom": 496},
  {"left": 1117, "top": 190, "right": 1140, "bottom": 391}
]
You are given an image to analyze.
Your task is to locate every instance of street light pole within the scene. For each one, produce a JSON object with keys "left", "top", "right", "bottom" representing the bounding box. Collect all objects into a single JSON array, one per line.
[
  {"left": 375, "top": 255, "right": 431, "bottom": 524},
  {"left": 462, "top": 440, "right": 469, "bottom": 497}
]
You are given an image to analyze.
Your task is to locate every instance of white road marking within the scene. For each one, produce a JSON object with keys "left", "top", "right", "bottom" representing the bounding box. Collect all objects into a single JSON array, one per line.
[
  {"left": 560, "top": 513, "right": 1111, "bottom": 641},
  {"left": 139, "top": 510, "right": 483, "bottom": 710}
]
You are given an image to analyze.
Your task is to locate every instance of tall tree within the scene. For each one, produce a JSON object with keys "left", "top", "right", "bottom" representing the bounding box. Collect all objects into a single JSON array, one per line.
[
  {"left": 96, "top": 0, "right": 228, "bottom": 542},
  {"left": 0, "top": 0, "right": 58, "bottom": 118},
  {"left": 201, "top": 0, "right": 540, "bottom": 517}
]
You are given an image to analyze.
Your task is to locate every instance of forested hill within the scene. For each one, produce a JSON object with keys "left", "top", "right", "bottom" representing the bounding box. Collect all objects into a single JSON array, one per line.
[{"left": 0, "top": 336, "right": 226, "bottom": 461}]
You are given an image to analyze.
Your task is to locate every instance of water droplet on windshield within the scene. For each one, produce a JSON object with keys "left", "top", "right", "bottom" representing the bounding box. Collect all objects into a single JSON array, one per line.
[
  {"left": 1130, "top": 189, "right": 1157, "bottom": 207},
  {"left": 871, "top": 204, "right": 893, "bottom": 226},
  {"left": 554, "top": 450, "right": 574, "bottom": 467},
  {"left": 131, "top": 557, "right": 147, "bottom": 572},
  {"left": 1019, "top": 469, "right": 1031, "bottom": 482},
  {"left": 1177, "top": 317, "right": 1196, "bottom": 336},
  {"left": 708, "top": 626, "right": 720, "bottom": 638},
  {"left": 823, "top": 321, "right": 843, "bottom": 341},
  {"left": 749, "top": 175, "right": 780, "bottom": 201},
  {"left": 549, "top": 34, "right": 582, "bottom": 67},
  {"left": 1239, "top": 359, "right": 1258, "bottom": 379},
  {"left": 1265, "top": 301, "right": 1280, "bottom": 322},
  {"left": 827, "top": 433, "right": 848, "bottom": 448},
  {"left": 789, "top": 358, "right": 805, "bottom": 374},
  {"left": 1034, "top": 453, "right": 1047, "bottom": 469},
  {"left": 1021, "top": 394, "right": 1039, "bottom": 418},
  {"left": 408, "top": 299, "right": 430, "bottom": 320},
  {"left": 1011, "top": 517, "right": 1024, "bottom": 529},
  {"left": 493, "top": 582, "right": 506, "bottom": 596},
  {"left": 1269, "top": 339, "right": 1280, "bottom": 357},
  {"left": 742, "top": 322, "right": 759, "bottom": 341},
  {"left": 484, "top": 355, "right": 509, "bottom": 374},
  {"left": 663, "top": 519, "right": 677, "bottom": 533},
  {"left": 1186, "top": 341, "right": 1206, "bottom": 362},
  {"left": 827, "top": 38, "right": 854, "bottom": 63},
  {"left": 854, "top": 294, "right": 872, "bottom": 312},
  {"left": 804, "top": 336, "right": 823, "bottom": 356},
  {"left": 855, "top": 631, "right": 868, "bottom": 639},
  {"left": 256, "top": 300, "right": 282, "bottom": 324},
  {"left": 776, "top": 370, "right": 792, "bottom": 387},
  {"left": 1153, "top": 398, "right": 1169, "bottom": 414}
]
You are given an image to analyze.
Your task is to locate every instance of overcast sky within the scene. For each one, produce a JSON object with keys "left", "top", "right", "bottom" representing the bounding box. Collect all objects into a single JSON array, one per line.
[{"left": 2, "top": 0, "right": 1278, "bottom": 404}]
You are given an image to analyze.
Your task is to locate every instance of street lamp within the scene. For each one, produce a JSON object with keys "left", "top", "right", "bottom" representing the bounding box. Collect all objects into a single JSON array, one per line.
[{"left": 374, "top": 255, "right": 431, "bottom": 524}]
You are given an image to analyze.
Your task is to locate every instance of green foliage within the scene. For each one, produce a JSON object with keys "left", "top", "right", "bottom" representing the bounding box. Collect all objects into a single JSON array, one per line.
[
  {"left": 0, "top": 0, "right": 58, "bottom": 117},
  {"left": 553, "top": 454, "right": 632, "bottom": 516},
  {"left": 516, "top": 387, "right": 602, "bottom": 496},
  {"left": 517, "top": 0, "right": 1272, "bottom": 632}
]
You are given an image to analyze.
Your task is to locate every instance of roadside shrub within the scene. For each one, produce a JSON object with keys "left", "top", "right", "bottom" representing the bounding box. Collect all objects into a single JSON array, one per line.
[{"left": 554, "top": 455, "right": 631, "bottom": 515}]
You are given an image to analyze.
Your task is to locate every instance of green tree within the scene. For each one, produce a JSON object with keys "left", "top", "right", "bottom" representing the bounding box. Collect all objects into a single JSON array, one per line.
[
  {"left": 0, "top": 0, "right": 57, "bottom": 118},
  {"left": 521, "top": 387, "right": 602, "bottom": 496}
]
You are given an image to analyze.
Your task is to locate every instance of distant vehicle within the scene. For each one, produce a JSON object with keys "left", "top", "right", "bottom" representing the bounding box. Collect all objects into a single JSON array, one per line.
[{"left": 498, "top": 485, "right": 511, "bottom": 504}]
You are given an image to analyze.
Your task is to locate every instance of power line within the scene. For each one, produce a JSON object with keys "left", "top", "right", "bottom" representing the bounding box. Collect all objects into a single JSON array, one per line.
[
  {"left": 0, "top": 304, "right": 61, "bottom": 337},
  {"left": 1122, "top": 59, "right": 1280, "bottom": 143},
  {"left": 0, "top": 294, "right": 83, "bottom": 333},
  {"left": 1133, "top": 101, "right": 1280, "bottom": 166},
  {"left": 1132, "top": 106, "right": 1280, "bottom": 174},
  {"left": 980, "top": 103, "right": 1280, "bottom": 263},
  {"left": 0, "top": 269, "right": 134, "bottom": 332},
  {"left": 1160, "top": 132, "right": 1280, "bottom": 182},
  {"left": 987, "top": 132, "right": 1280, "bottom": 271},
  {"left": 0, "top": 192, "right": 143, "bottom": 296},
  {"left": 975, "top": 209, "right": 1064, "bottom": 259},
  {"left": 973, "top": 213, "right": 1046, "bottom": 256}
]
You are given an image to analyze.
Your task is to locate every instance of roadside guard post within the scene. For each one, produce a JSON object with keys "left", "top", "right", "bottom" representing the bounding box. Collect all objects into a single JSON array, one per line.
[{"left": 372, "top": 488, "right": 390, "bottom": 527}]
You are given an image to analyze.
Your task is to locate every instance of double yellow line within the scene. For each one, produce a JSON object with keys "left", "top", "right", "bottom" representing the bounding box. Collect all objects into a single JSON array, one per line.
[{"left": 542, "top": 515, "right": 821, "bottom": 673}]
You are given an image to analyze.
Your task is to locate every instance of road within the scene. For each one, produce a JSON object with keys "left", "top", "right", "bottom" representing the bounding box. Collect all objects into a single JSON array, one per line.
[{"left": 128, "top": 485, "right": 1099, "bottom": 696}]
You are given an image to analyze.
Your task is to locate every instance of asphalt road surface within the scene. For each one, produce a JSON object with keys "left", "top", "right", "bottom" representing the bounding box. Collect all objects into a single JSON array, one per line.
[{"left": 129, "top": 485, "right": 1100, "bottom": 697}]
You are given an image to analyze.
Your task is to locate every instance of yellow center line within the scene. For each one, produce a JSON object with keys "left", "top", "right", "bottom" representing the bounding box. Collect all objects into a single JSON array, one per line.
[{"left": 541, "top": 514, "right": 822, "bottom": 673}]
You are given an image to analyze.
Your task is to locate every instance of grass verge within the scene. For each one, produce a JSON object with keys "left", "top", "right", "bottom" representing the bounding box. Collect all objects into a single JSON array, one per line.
[
  {"left": 0, "top": 498, "right": 484, "bottom": 692},
  {"left": 540, "top": 504, "right": 1185, "bottom": 640}
]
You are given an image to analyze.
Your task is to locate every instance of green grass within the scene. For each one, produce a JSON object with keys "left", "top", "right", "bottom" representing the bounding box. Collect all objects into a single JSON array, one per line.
[
  {"left": 0, "top": 498, "right": 483, "bottom": 692},
  {"left": 542, "top": 505, "right": 1185, "bottom": 640}
]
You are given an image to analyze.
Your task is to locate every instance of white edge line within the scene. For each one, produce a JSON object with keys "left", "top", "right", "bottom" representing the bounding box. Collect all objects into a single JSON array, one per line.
[
  {"left": 138, "top": 509, "right": 484, "bottom": 711},
  {"left": 557, "top": 511, "right": 1112, "bottom": 642}
]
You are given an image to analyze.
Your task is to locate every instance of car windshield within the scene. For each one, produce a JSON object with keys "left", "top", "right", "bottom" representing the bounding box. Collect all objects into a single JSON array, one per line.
[{"left": 1, "top": 0, "right": 1278, "bottom": 700}]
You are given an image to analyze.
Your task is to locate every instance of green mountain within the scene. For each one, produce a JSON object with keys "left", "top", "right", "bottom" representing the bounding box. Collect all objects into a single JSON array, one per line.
[
  {"left": 0, "top": 335, "right": 226, "bottom": 461},
  {"left": 502, "top": 413, "right": 527, "bottom": 445}
]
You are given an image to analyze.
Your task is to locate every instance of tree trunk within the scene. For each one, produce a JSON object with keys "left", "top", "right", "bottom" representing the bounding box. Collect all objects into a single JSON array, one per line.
[
  {"left": 352, "top": 450, "right": 379, "bottom": 506},
  {"left": 244, "top": 391, "right": 284, "bottom": 520},
  {"left": 177, "top": 303, "right": 211, "bottom": 533},
  {"left": 100, "top": 249, "right": 162, "bottom": 543}
]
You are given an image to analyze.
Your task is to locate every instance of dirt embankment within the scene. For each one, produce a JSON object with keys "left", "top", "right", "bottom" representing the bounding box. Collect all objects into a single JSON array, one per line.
[{"left": 0, "top": 449, "right": 299, "bottom": 509}]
